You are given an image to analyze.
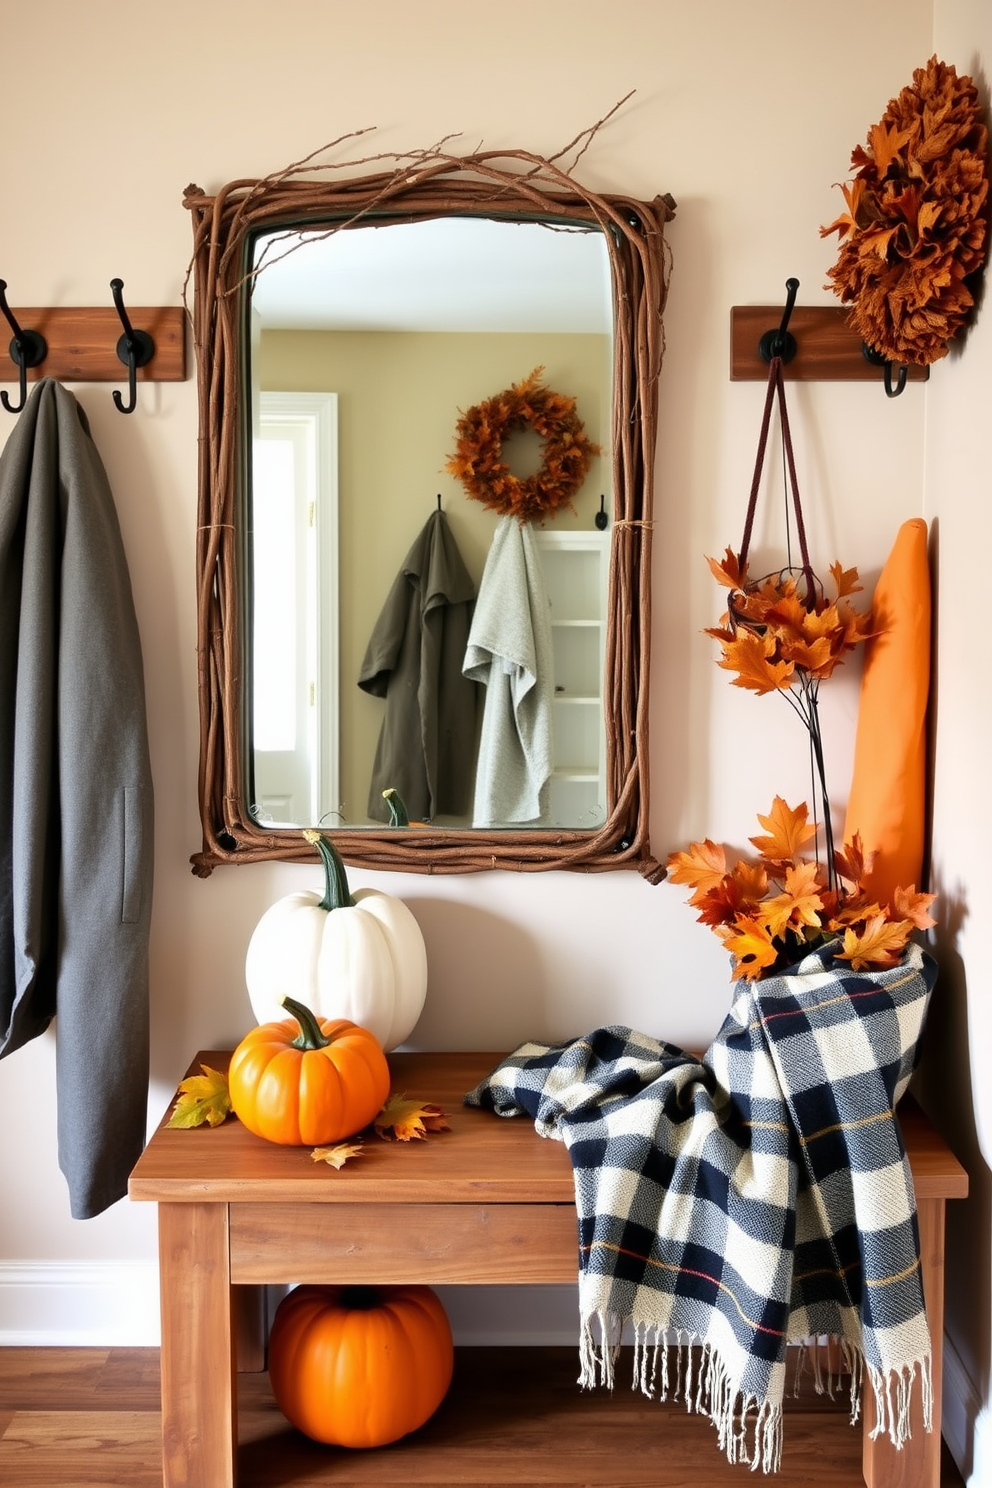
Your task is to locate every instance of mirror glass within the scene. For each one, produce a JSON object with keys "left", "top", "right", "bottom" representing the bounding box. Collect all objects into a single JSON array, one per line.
[
  {"left": 247, "top": 218, "right": 614, "bottom": 833},
  {"left": 185, "top": 151, "right": 673, "bottom": 876}
]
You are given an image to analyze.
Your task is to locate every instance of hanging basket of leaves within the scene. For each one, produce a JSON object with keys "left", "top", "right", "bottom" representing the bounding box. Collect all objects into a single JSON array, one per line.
[
  {"left": 705, "top": 356, "right": 871, "bottom": 879},
  {"left": 821, "top": 55, "right": 989, "bottom": 367}
]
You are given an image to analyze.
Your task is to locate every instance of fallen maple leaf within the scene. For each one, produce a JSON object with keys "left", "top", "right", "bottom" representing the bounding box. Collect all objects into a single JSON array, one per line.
[
  {"left": 373, "top": 1094, "right": 450, "bottom": 1142},
  {"left": 311, "top": 1141, "right": 365, "bottom": 1169},
  {"left": 167, "top": 1064, "right": 232, "bottom": 1129}
]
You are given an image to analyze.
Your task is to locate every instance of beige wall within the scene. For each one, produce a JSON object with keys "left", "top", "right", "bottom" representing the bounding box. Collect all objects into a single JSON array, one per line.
[
  {"left": 920, "top": 6, "right": 992, "bottom": 1480},
  {"left": 260, "top": 328, "right": 611, "bottom": 818},
  {"left": 9, "top": 0, "right": 982, "bottom": 1389}
]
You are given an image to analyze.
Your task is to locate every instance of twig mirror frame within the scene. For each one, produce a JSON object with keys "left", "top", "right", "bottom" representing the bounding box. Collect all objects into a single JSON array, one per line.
[{"left": 185, "top": 141, "right": 674, "bottom": 879}]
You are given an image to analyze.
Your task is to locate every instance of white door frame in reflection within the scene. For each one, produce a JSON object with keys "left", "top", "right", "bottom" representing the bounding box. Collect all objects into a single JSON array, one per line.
[{"left": 251, "top": 391, "right": 339, "bottom": 828}]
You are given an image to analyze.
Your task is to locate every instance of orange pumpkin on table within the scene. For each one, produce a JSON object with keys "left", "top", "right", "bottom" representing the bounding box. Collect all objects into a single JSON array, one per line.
[
  {"left": 268, "top": 1282, "right": 454, "bottom": 1447},
  {"left": 227, "top": 996, "right": 389, "bottom": 1147}
]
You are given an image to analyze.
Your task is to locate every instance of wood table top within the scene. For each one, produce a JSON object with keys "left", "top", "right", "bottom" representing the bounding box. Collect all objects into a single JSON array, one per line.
[{"left": 128, "top": 1049, "right": 967, "bottom": 1206}]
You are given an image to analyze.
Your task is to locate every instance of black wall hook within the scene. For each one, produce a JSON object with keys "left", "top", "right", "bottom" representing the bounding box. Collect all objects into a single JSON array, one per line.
[
  {"left": 595, "top": 493, "right": 608, "bottom": 530},
  {"left": 0, "top": 281, "right": 47, "bottom": 413},
  {"left": 110, "top": 278, "right": 155, "bottom": 414},
  {"left": 861, "top": 341, "right": 908, "bottom": 398},
  {"left": 758, "top": 277, "right": 800, "bottom": 365}
]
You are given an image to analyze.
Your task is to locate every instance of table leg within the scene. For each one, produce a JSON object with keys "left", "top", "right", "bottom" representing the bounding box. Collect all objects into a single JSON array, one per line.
[
  {"left": 862, "top": 1196, "right": 945, "bottom": 1488},
  {"left": 159, "top": 1202, "right": 237, "bottom": 1488},
  {"left": 233, "top": 1284, "right": 267, "bottom": 1372}
]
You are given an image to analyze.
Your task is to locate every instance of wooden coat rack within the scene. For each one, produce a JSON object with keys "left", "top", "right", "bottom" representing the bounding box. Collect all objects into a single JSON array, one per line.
[
  {"left": 731, "top": 279, "right": 927, "bottom": 392},
  {"left": 0, "top": 279, "right": 186, "bottom": 415}
]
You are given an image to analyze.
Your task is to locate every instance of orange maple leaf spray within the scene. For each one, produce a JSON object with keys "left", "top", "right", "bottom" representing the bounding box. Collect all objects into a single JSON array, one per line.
[{"left": 668, "top": 800, "right": 936, "bottom": 981}]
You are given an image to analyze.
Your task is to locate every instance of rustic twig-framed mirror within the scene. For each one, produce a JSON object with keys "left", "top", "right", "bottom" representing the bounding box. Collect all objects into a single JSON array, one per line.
[{"left": 185, "top": 133, "right": 674, "bottom": 877}]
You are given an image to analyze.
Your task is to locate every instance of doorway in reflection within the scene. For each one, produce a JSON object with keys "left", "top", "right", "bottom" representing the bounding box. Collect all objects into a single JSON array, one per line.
[{"left": 251, "top": 392, "right": 339, "bottom": 827}]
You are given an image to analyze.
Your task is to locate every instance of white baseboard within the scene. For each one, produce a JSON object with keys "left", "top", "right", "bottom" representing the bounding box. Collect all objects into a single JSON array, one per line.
[
  {"left": 0, "top": 1267, "right": 578, "bottom": 1348},
  {"left": 435, "top": 1285, "right": 582, "bottom": 1345},
  {"left": 0, "top": 1262, "right": 161, "bottom": 1346},
  {"left": 941, "top": 1327, "right": 992, "bottom": 1488}
]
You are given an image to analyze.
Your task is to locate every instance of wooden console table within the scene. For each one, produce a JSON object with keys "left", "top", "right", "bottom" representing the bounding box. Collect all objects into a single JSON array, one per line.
[{"left": 129, "top": 1050, "right": 967, "bottom": 1488}]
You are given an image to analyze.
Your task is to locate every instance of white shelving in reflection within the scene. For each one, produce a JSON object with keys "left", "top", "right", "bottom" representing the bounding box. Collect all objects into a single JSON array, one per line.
[{"left": 535, "top": 528, "right": 609, "bottom": 828}]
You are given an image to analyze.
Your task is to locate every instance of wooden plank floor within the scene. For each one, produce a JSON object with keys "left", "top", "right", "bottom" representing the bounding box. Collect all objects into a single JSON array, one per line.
[{"left": 0, "top": 1345, "right": 965, "bottom": 1487}]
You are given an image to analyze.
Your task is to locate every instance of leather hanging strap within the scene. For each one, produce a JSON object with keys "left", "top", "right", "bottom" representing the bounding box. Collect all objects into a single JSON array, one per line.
[{"left": 738, "top": 356, "right": 816, "bottom": 601}]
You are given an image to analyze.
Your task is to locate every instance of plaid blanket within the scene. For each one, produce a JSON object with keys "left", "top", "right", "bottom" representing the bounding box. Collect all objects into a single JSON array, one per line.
[{"left": 465, "top": 940, "right": 936, "bottom": 1472}]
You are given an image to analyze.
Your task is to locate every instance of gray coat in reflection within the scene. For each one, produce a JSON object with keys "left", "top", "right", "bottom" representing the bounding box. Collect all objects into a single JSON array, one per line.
[
  {"left": 0, "top": 380, "right": 153, "bottom": 1219},
  {"left": 358, "top": 509, "right": 477, "bottom": 823}
]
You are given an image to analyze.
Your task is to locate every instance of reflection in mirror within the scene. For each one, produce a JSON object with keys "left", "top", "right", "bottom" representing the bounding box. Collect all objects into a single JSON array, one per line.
[
  {"left": 185, "top": 145, "right": 674, "bottom": 876},
  {"left": 248, "top": 219, "right": 613, "bottom": 833}
]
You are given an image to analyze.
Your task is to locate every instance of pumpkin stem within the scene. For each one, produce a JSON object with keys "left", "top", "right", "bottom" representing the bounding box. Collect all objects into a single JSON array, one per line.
[
  {"left": 339, "top": 1284, "right": 381, "bottom": 1310},
  {"left": 382, "top": 787, "right": 409, "bottom": 828},
  {"left": 281, "top": 994, "right": 331, "bottom": 1050},
  {"left": 302, "top": 828, "right": 356, "bottom": 912}
]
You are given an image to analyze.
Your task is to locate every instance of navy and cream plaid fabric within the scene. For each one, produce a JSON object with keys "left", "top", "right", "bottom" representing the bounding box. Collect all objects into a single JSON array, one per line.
[{"left": 466, "top": 940, "right": 936, "bottom": 1471}]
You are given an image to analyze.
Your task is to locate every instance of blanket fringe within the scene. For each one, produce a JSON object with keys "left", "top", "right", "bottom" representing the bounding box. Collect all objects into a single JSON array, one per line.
[
  {"left": 867, "top": 1355, "right": 933, "bottom": 1448},
  {"left": 794, "top": 1337, "right": 933, "bottom": 1447},
  {"left": 580, "top": 1315, "right": 784, "bottom": 1473},
  {"left": 580, "top": 1320, "right": 929, "bottom": 1468},
  {"left": 793, "top": 1335, "right": 864, "bottom": 1425}
]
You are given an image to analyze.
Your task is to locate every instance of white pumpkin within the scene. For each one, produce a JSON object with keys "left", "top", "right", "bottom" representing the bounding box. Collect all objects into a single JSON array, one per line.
[{"left": 245, "top": 830, "right": 428, "bottom": 1051}]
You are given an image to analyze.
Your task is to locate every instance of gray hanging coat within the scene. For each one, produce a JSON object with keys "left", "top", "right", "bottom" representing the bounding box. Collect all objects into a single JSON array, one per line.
[
  {"left": 0, "top": 380, "right": 154, "bottom": 1219},
  {"left": 358, "top": 509, "right": 477, "bottom": 823}
]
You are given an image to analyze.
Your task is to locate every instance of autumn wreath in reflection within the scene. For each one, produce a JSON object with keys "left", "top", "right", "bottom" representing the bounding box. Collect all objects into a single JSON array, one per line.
[
  {"left": 821, "top": 55, "right": 989, "bottom": 367},
  {"left": 445, "top": 366, "right": 600, "bottom": 522},
  {"left": 667, "top": 797, "right": 936, "bottom": 982}
]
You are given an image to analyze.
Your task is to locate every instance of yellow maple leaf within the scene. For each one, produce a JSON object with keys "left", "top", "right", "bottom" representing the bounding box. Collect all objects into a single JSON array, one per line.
[
  {"left": 666, "top": 838, "right": 728, "bottom": 893},
  {"left": 311, "top": 1141, "right": 365, "bottom": 1169},
  {"left": 834, "top": 832, "right": 874, "bottom": 888},
  {"left": 166, "top": 1064, "right": 232, "bottom": 1129},
  {"left": 717, "top": 631, "right": 794, "bottom": 694},
  {"left": 706, "top": 548, "right": 748, "bottom": 590},
  {"left": 891, "top": 885, "right": 938, "bottom": 930},
  {"left": 778, "top": 635, "right": 834, "bottom": 676},
  {"left": 721, "top": 918, "right": 780, "bottom": 981},
  {"left": 730, "top": 859, "right": 769, "bottom": 904},
  {"left": 829, "top": 561, "right": 863, "bottom": 600},
  {"left": 749, "top": 798, "right": 818, "bottom": 864},
  {"left": 762, "top": 861, "right": 825, "bottom": 939},
  {"left": 373, "top": 1094, "right": 451, "bottom": 1142},
  {"left": 837, "top": 915, "right": 912, "bottom": 971}
]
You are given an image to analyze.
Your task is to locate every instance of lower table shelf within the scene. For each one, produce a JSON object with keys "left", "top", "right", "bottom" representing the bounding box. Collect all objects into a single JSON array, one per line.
[{"left": 235, "top": 1344, "right": 926, "bottom": 1488}]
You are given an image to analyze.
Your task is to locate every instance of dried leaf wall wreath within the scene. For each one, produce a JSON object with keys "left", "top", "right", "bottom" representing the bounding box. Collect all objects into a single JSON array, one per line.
[
  {"left": 445, "top": 366, "right": 600, "bottom": 522},
  {"left": 821, "top": 55, "right": 989, "bottom": 366}
]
